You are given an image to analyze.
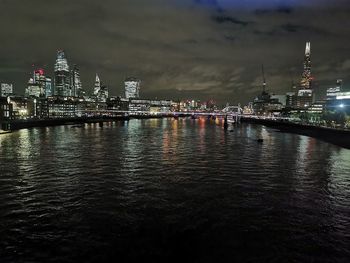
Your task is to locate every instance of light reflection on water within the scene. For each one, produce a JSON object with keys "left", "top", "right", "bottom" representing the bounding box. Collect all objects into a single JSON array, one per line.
[{"left": 0, "top": 118, "right": 350, "bottom": 262}]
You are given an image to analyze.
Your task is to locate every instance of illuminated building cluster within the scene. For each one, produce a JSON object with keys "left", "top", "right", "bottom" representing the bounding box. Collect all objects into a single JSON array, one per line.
[
  {"left": 248, "top": 42, "right": 349, "bottom": 128},
  {"left": 176, "top": 99, "right": 218, "bottom": 112},
  {"left": 26, "top": 69, "right": 52, "bottom": 98},
  {"left": 1, "top": 43, "right": 349, "bottom": 129}
]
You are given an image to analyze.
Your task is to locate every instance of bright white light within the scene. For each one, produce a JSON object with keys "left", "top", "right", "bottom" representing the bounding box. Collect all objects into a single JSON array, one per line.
[{"left": 339, "top": 104, "right": 344, "bottom": 108}]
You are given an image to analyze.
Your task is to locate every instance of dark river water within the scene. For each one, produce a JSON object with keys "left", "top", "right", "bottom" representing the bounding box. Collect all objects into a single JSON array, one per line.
[{"left": 0, "top": 118, "right": 350, "bottom": 262}]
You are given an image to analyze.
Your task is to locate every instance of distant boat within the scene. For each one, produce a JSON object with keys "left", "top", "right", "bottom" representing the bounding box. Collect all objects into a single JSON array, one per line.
[{"left": 227, "top": 115, "right": 236, "bottom": 124}]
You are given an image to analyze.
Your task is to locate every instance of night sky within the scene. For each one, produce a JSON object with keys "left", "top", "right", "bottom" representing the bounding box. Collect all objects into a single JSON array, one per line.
[{"left": 0, "top": 0, "right": 350, "bottom": 104}]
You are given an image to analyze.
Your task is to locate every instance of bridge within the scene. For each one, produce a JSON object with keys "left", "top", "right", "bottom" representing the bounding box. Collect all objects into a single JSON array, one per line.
[{"left": 80, "top": 105, "right": 244, "bottom": 118}]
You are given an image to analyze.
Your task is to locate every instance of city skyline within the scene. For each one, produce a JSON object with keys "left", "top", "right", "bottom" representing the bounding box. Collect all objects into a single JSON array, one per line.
[{"left": 0, "top": 0, "right": 350, "bottom": 104}]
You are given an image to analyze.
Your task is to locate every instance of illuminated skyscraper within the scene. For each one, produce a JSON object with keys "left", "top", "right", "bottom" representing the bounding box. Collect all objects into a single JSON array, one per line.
[
  {"left": 71, "top": 65, "right": 84, "bottom": 97},
  {"left": 45, "top": 77, "right": 53, "bottom": 97},
  {"left": 297, "top": 42, "right": 314, "bottom": 108},
  {"left": 125, "top": 77, "right": 140, "bottom": 99},
  {"left": 97, "top": 85, "right": 109, "bottom": 102},
  {"left": 54, "top": 50, "right": 71, "bottom": 97},
  {"left": 300, "top": 42, "right": 312, "bottom": 89},
  {"left": 94, "top": 74, "right": 108, "bottom": 102},
  {"left": 94, "top": 74, "right": 101, "bottom": 96}
]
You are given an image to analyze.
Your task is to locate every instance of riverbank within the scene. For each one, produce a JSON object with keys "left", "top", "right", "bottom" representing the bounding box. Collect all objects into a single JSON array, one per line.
[
  {"left": 3, "top": 115, "right": 350, "bottom": 149},
  {"left": 1, "top": 116, "right": 127, "bottom": 131},
  {"left": 0, "top": 114, "right": 180, "bottom": 132},
  {"left": 242, "top": 117, "right": 350, "bottom": 149}
]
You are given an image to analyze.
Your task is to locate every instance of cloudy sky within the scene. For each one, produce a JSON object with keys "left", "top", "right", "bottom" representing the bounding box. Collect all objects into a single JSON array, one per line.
[{"left": 0, "top": 0, "right": 350, "bottom": 104}]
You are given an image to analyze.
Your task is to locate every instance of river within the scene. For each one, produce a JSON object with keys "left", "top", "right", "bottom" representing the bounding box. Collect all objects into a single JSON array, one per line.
[{"left": 0, "top": 118, "right": 349, "bottom": 262}]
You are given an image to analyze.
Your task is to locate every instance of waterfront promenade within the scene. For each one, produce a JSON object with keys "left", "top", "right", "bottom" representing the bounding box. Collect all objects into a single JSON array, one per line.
[{"left": 241, "top": 117, "right": 350, "bottom": 149}]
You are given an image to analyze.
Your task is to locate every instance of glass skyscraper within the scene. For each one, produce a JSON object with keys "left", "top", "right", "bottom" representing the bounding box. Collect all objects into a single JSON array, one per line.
[
  {"left": 300, "top": 42, "right": 312, "bottom": 89},
  {"left": 54, "top": 50, "right": 71, "bottom": 97},
  {"left": 71, "top": 65, "right": 84, "bottom": 97}
]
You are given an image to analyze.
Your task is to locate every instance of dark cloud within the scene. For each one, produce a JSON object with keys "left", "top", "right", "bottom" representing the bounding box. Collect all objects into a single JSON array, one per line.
[
  {"left": 280, "top": 23, "right": 331, "bottom": 35},
  {"left": 0, "top": 0, "right": 350, "bottom": 104},
  {"left": 255, "top": 6, "right": 293, "bottom": 15},
  {"left": 212, "top": 15, "right": 251, "bottom": 26}
]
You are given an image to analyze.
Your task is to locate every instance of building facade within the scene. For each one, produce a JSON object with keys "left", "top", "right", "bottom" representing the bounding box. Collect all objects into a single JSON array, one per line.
[
  {"left": 1, "top": 83, "right": 13, "bottom": 97},
  {"left": 125, "top": 77, "right": 140, "bottom": 99},
  {"left": 47, "top": 96, "right": 77, "bottom": 118},
  {"left": 107, "top": 97, "right": 129, "bottom": 111},
  {"left": 326, "top": 79, "right": 342, "bottom": 100},
  {"left": 0, "top": 97, "right": 12, "bottom": 120},
  {"left": 286, "top": 92, "right": 297, "bottom": 108},
  {"left": 45, "top": 77, "right": 53, "bottom": 97}
]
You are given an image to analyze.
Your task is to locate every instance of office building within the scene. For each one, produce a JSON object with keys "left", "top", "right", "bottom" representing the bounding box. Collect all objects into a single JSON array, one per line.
[
  {"left": 54, "top": 50, "right": 71, "bottom": 97},
  {"left": 93, "top": 74, "right": 109, "bottom": 102},
  {"left": 94, "top": 74, "right": 101, "bottom": 96},
  {"left": 326, "top": 79, "right": 342, "bottom": 100},
  {"left": 125, "top": 77, "right": 140, "bottom": 99},
  {"left": 71, "top": 65, "right": 84, "bottom": 97},
  {"left": 45, "top": 77, "right": 53, "bottom": 97},
  {"left": 0, "top": 83, "right": 13, "bottom": 97}
]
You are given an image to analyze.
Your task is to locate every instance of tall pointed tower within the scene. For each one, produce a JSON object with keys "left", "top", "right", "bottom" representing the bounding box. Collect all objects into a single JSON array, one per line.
[
  {"left": 300, "top": 42, "right": 312, "bottom": 89},
  {"left": 94, "top": 74, "right": 101, "bottom": 96},
  {"left": 296, "top": 42, "right": 314, "bottom": 109}
]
